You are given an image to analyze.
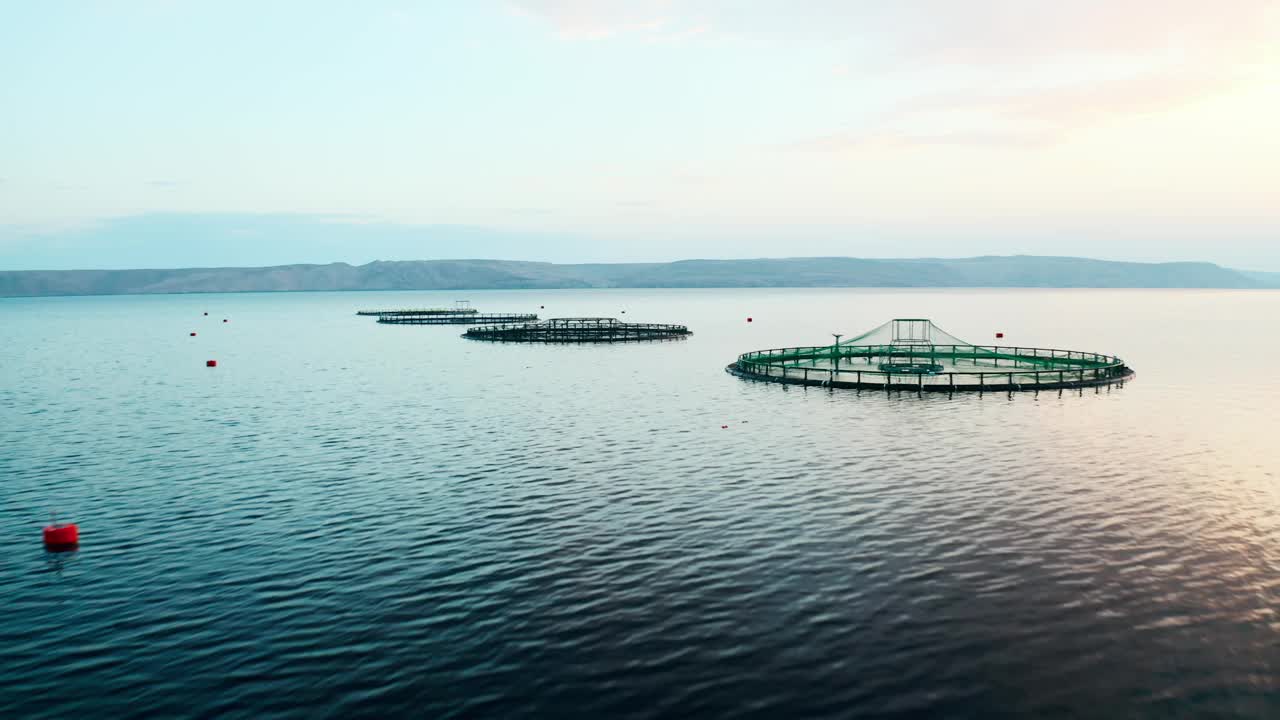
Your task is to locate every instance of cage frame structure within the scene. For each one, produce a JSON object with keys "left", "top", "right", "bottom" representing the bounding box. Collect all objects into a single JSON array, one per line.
[
  {"left": 727, "top": 319, "right": 1134, "bottom": 392},
  {"left": 463, "top": 317, "right": 691, "bottom": 343},
  {"left": 378, "top": 313, "right": 538, "bottom": 325},
  {"left": 358, "top": 300, "right": 478, "bottom": 317},
  {"left": 357, "top": 308, "right": 479, "bottom": 317}
]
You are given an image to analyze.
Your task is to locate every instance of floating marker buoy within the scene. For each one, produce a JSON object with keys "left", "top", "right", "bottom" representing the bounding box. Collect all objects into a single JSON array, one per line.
[
  {"left": 996, "top": 332, "right": 1004, "bottom": 339},
  {"left": 206, "top": 360, "right": 217, "bottom": 367},
  {"left": 190, "top": 332, "right": 197, "bottom": 337},
  {"left": 540, "top": 305, "right": 545, "bottom": 309},
  {"left": 203, "top": 312, "right": 208, "bottom": 316},
  {"left": 747, "top": 317, "right": 753, "bottom": 323},
  {"left": 223, "top": 319, "right": 228, "bottom": 323},
  {"left": 43, "top": 523, "right": 79, "bottom": 551},
  {"left": 721, "top": 425, "right": 728, "bottom": 429}
]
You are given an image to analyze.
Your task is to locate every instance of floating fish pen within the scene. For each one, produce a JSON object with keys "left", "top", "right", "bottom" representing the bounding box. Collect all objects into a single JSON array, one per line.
[
  {"left": 357, "top": 308, "right": 479, "bottom": 317},
  {"left": 463, "top": 317, "right": 691, "bottom": 343},
  {"left": 379, "top": 313, "right": 538, "bottom": 325},
  {"left": 728, "top": 318, "right": 1133, "bottom": 392}
]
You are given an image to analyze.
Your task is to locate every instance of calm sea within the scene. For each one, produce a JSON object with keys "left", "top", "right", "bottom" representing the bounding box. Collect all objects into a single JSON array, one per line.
[{"left": 3, "top": 288, "right": 1279, "bottom": 719}]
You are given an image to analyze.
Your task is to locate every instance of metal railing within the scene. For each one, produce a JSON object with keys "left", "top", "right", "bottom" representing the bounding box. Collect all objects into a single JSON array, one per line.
[
  {"left": 378, "top": 313, "right": 538, "bottom": 325},
  {"left": 357, "top": 308, "right": 480, "bottom": 316},
  {"left": 464, "top": 317, "right": 690, "bottom": 342},
  {"left": 730, "top": 344, "right": 1131, "bottom": 391}
]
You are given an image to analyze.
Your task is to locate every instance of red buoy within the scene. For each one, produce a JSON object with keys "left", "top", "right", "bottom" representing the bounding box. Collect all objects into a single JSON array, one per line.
[
  {"left": 995, "top": 332, "right": 1004, "bottom": 339},
  {"left": 747, "top": 317, "right": 753, "bottom": 323},
  {"left": 43, "top": 523, "right": 79, "bottom": 551},
  {"left": 190, "top": 332, "right": 197, "bottom": 337},
  {"left": 721, "top": 425, "right": 728, "bottom": 429},
  {"left": 206, "top": 360, "right": 217, "bottom": 367}
]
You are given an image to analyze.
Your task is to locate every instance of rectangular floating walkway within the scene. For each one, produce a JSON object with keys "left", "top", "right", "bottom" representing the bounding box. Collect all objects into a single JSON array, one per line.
[
  {"left": 357, "top": 308, "right": 479, "bottom": 316},
  {"left": 378, "top": 313, "right": 538, "bottom": 325},
  {"left": 464, "top": 317, "right": 690, "bottom": 342}
]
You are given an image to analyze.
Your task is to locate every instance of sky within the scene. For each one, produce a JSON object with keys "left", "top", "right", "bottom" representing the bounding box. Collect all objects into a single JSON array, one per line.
[{"left": 1, "top": 0, "right": 1277, "bottom": 270}]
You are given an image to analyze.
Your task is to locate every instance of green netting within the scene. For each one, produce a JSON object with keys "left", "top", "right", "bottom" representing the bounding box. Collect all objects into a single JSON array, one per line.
[
  {"left": 754, "top": 344, "right": 1112, "bottom": 370},
  {"left": 733, "top": 318, "right": 1131, "bottom": 390},
  {"left": 837, "top": 318, "right": 972, "bottom": 347}
]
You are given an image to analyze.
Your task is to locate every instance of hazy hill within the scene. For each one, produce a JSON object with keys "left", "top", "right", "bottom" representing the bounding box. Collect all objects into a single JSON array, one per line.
[
  {"left": 0, "top": 256, "right": 1269, "bottom": 298},
  {"left": 1238, "top": 270, "right": 1280, "bottom": 288}
]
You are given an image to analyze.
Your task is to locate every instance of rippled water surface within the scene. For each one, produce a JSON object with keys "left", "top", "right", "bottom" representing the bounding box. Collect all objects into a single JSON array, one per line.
[{"left": 3, "top": 289, "right": 1280, "bottom": 719}]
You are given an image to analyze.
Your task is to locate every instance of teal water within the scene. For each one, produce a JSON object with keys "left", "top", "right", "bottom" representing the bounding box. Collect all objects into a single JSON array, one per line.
[{"left": 3, "top": 288, "right": 1279, "bottom": 718}]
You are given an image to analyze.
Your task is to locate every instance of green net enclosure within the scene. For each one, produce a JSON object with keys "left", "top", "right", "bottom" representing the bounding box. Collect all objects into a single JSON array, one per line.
[{"left": 728, "top": 318, "right": 1133, "bottom": 392}]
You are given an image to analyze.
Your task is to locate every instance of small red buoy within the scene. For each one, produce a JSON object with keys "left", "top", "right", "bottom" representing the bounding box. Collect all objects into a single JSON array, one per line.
[
  {"left": 747, "top": 317, "right": 753, "bottom": 323},
  {"left": 995, "top": 332, "right": 1004, "bottom": 339},
  {"left": 721, "top": 425, "right": 728, "bottom": 429},
  {"left": 190, "top": 332, "right": 197, "bottom": 337},
  {"left": 206, "top": 360, "right": 217, "bottom": 367},
  {"left": 43, "top": 523, "right": 79, "bottom": 551}
]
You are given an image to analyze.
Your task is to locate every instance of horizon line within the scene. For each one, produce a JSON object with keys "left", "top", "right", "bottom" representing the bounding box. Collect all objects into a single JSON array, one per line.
[{"left": 2, "top": 254, "right": 1274, "bottom": 275}]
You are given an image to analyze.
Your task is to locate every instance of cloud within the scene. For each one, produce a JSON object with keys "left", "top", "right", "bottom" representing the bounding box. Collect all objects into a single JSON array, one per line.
[
  {"left": 790, "top": 57, "right": 1254, "bottom": 151},
  {"left": 884, "top": 0, "right": 1277, "bottom": 68},
  {"left": 788, "top": 128, "right": 1049, "bottom": 152},
  {"left": 506, "top": 0, "right": 682, "bottom": 39},
  {"left": 510, "top": 0, "right": 1275, "bottom": 63},
  {"left": 510, "top": 0, "right": 1275, "bottom": 148},
  {"left": 506, "top": 0, "right": 720, "bottom": 43},
  {"left": 767, "top": 0, "right": 1277, "bottom": 150}
]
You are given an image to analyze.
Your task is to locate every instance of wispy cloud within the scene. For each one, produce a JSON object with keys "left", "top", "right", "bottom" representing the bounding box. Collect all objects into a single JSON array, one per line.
[
  {"left": 886, "top": 0, "right": 1277, "bottom": 68},
  {"left": 771, "top": 0, "right": 1276, "bottom": 150},
  {"left": 511, "top": 0, "right": 1275, "bottom": 148},
  {"left": 789, "top": 60, "right": 1253, "bottom": 151},
  {"left": 788, "top": 128, "right": 1048, "bottom": 152},
  {"left": 506, "top": 0, "right": 724, "bottom": 43},
  {"left": 511, "top": 0, "right": 1275, "bottom": 61},
  {"left": 506, "top": 0, "right": 681, "bottom": 39}
]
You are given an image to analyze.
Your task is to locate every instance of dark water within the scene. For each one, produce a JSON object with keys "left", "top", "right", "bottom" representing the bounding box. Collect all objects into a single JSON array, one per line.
[{"left": 3, "top": 289, "right": 1279, "bottom": 719}]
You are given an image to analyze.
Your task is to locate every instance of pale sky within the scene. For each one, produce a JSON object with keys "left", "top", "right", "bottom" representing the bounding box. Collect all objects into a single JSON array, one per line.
[{"left": 1, "top": 1, "right": 1277, "bottom": 270}]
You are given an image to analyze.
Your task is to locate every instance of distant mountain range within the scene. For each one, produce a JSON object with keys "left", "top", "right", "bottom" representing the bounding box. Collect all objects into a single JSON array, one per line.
[{"left": 2, "top": 256, "right": 1277, "bottom": 297}]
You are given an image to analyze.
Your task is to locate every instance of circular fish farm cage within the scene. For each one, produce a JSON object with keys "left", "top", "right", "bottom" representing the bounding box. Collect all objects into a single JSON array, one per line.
[
  {"left": 728, "top": 318, "right": 1133, "bottom": 392},
  {"left": 464, "top": 317, "right": 691, "bottom": 343}
]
